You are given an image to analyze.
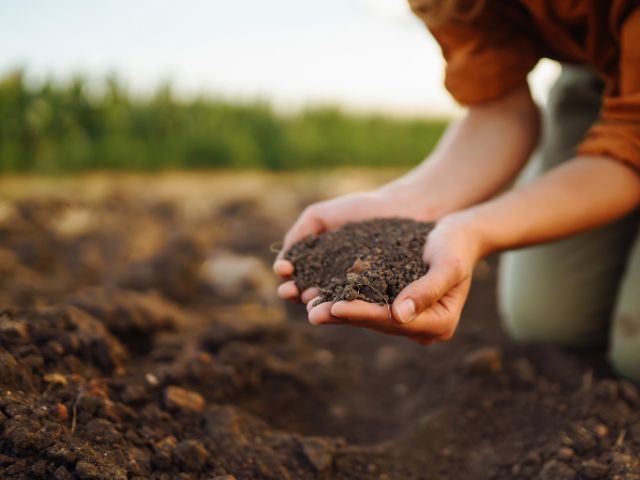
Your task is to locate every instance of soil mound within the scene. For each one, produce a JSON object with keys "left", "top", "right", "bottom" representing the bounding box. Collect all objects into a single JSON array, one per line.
[
  {"left": 1, "top": 177, "right": 640, "bottom": 479},
  {"left": 286, "top": 218, "right": 434, "bottom": 304}
]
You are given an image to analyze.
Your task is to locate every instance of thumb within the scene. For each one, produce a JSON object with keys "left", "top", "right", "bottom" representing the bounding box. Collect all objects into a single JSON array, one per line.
[
  {"left": 276, "top": 207, "right": 325, "bottom": 262},
  {"left": 392, "top": 258, "right": 464, "bottom": 324}
]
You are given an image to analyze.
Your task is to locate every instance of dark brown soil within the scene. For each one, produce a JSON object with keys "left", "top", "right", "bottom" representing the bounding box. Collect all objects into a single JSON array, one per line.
[
  {"left": 286, "top": 218, "right": 434, "bottom": 304},
  {"left": 0, "top": 176, "right": 639, "bottom": 480}
]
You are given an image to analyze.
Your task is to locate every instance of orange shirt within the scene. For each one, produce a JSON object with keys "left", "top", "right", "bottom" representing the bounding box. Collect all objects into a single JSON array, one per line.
[{"left": 409, "top": 0, "right": 640, "bottom": 169}]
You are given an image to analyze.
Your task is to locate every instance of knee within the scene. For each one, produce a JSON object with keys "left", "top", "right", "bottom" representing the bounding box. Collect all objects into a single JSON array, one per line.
[
  {"left": 610, "top": 348, "right": 640, "bottom": 385},
  {"left": 500, "top": 294, "right": 592, "bottom": 348},
  {"left": 498, "top": 256, "right": 604, "bottom": 348},
  {"left": 610, "top": 314, "right": 640, "bottom": 384},
  {"left": 610, "top": 355, "right": 640, "bottom": 385}
]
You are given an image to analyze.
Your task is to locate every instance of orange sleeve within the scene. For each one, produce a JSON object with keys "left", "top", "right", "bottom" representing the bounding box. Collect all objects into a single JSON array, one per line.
[
  {"left": 577, "top": 9, "right": 640, "bottom": 169},
  {"left": 409, "top": 1, "right": 540, "bottom": 105}
]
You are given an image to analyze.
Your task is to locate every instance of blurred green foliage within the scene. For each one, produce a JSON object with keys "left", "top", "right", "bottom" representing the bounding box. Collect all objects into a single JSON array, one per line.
[{"left": 0, "top": 70, "right": 448, "bottom": 173}]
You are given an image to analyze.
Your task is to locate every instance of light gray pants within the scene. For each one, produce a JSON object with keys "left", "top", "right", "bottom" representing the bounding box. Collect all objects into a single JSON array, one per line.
[{"left": 498, "top": 65, "right": 640, "bottom": 382}]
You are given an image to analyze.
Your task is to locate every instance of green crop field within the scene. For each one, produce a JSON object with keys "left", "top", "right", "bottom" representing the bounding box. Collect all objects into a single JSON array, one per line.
[{"left": 0, "top": 71, "right": 448, "bottom": 173}]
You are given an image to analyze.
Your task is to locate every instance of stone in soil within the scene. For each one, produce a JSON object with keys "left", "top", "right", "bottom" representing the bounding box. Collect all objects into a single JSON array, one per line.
[
  {"left": 300, "top": 437, "right": 335, "bottom": 471},
  {"left": 463, "top": 346, "right": 503, "bottom": 375},
  {"left": 163, "top": 385, "right": 205, "bottom": 413},
  {"left": 285, "top": 218, "right": 434, "bottom": 304}
]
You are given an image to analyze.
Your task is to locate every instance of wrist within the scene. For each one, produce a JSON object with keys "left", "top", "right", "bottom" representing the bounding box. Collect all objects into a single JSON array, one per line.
[
  {"left": 377, "top": 174, "right": 449, "bottom": 222},
  {"left": 437, "top": 208, "right": 495, "bottom": 264}
]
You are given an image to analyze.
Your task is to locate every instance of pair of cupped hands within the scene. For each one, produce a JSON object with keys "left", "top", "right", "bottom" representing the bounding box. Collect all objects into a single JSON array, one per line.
[{"left": 273, "top": 188, "right": 484, "bottom": 345}]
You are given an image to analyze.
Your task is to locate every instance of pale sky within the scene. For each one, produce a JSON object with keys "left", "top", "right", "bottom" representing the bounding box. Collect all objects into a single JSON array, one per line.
[{"left": 0, "top": 0, "right": 561, "bottom": 116}]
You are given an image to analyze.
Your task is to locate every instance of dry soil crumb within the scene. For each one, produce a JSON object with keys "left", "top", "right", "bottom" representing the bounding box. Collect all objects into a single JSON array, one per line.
[{"left": 285, "top": 218, "right": 434, "bottom": 304}]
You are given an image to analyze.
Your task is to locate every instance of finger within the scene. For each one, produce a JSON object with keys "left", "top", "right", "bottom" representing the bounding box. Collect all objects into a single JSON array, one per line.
[
  {"left": 273, "top": 260, "right": 294, "bottom": 278},
  {"left": 277, "top": 281, "right": 300, "bottom": 300},
  {"left": 330, "top": 300, "right": 391, "bottom": 323},
  {"left": 306, "top": 296, "right": 321, "bottom": 312},
  {"left": 301, "top": 287, "right": 320, "bottom": 304},
  {"left": 308, "top": 301, "right": 342, "bottom": 325},
  {"left": 331, "top": 300, "right": 440, "bottom": 340},
  {"left": 396, "top": 280, "right": 471, "bottom": 338},
  {"left": 332, "top": 300, "right": 425, "bottom": 333},
  {"left": 278, "top": 208, "right": 326, "bottom": 260},
  {"left": 392, "top": 260, "right": 465, "bottom": 324},
  {"left": 404, "top": 303, "right": 456, "bottom": 338}
]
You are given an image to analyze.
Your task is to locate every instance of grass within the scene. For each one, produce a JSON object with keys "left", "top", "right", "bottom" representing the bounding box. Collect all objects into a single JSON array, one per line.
[{"left": 0, "top": 70, "right": 448, "bottom": 173}]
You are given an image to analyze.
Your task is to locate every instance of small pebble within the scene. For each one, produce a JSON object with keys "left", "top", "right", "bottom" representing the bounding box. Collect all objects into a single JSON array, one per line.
[
  {"left": 121, "top": 385, "right": 147, "bottom": 403},
  {"left": 0, "top": 319, "right": 30, "bottom": 344},
  {"left": 463, "top": 347, "right": 502, "bottom": 374},
  {"left": 611, "top": 452, "right": 639, "bottom": 469},
  {"left": 55, "top": 403, "right": 68, "bottom": 421},
  {"left": 557, "top": 447, "right": 574, "bottom": 460},
  {"left": 619, "top": 380, "right": 640, "bottom": 405},
  {"left": 594, "top": 379, "right": 619, "bottom": 401},
  {"left": 580, "top": 459, "right": 608, "bottom": 479},
  {"left": 511, "top": 358, "right": 537, "bottom": 384},
  {"left": 173, "top": 439, "right": 208, "bottom": 471},
  {"left": 571, "top": 426, "right": 597, "bottom": 453},
  {"left": 330, "top": 405, "right": 346, "bottom": 418},
  {"left": 164, "top": 386, "right": 205, "bottom": 413},
  {"left": 314, "top": 349, "right": 334, "bottom": 366},
  {"left": 300, "top": 437, "right": 335, "bottom": 471},
  {"left": 393, "top": 383, "right": 408, "bottom": 396},
  {"left": 145, "top": 373, "right": 160, "bottom": 386},
  {"left": 43, "top": 373, "right": 68, "bottom": 386},
  {"left": 593, "top": 423, "right": 608, "bottom": 438},
  {"left": 53, "top": 465, "right": 74, "bottom": 480},
  {"left": 538, "top": 459, "right": 576, "bottom": 480}
]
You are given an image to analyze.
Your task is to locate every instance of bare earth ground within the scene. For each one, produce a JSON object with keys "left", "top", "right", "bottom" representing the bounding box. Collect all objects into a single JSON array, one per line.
[{"left": 0, "top": 171, "right": 639, "bottom": 480}]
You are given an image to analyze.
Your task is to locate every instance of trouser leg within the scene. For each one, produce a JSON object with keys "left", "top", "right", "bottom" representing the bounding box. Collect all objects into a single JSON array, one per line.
[
  {"left": 498, "top": 65, "right": 639, "bottom": 348},
  {"left": 610, "top": 233, "right": 640, "bottom": 382}
]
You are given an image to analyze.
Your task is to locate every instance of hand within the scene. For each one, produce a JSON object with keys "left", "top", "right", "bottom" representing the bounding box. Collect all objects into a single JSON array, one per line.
[
  {"left": 306, "top": 214, "right": 483, "bottom": 345},
  {"left": 273, "top": 188, "right": 431, "bottom": 303}
]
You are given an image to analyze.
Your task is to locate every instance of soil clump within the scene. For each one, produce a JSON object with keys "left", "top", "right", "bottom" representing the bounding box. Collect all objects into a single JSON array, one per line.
[{"left": 286, "top": 218, "right": 434, "bottom": 304}]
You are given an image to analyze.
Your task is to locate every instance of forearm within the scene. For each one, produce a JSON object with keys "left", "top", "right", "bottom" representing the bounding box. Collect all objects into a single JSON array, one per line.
[
  {"left": 457, "top": 156, "right": 640, "bottom": 259},
  {"left": 381, "top": 85, "right": 540, "bottom": 220}
]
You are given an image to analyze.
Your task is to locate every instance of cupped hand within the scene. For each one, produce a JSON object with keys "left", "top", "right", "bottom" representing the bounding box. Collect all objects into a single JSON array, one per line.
[
  {"left": 273, "top": 189, "right": 421, "bottom": 302},
  {"left": 306, "top": 214, "right": 483, "bottom": 345}
]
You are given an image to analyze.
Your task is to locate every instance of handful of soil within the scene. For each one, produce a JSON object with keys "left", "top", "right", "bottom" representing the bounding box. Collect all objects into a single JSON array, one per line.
[{"left": 285, "top": 218, "right": 434, "bottom": 304}]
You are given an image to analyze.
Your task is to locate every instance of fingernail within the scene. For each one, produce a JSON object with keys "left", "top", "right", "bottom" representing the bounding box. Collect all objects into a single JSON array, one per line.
[
  {"left": 277, "top": 283, "right": 290, "bottom": 298},
  {"left": 306, "top": 297, "right": 320, "bottom": 312},
  {"left": 396, "top": 299, "right": 416, "bottom": 323},
  {"left": 273, "top": 260, "right": 286, "bottom": 273},
  {"left": 308, "top": 311, "right": 323, "bottom": 325}
]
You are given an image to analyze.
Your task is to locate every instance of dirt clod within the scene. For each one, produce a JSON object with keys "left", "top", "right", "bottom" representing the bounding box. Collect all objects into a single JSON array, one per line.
[
  {"left": 44, "top": 372, "right": 68, "bottom": 386},
  {"left": 2, "top": 179, "right": 640, "bottom": 480},
  {"left": 580, "top": 459, "right": 609, "bottom": 479},
  {"left": 53, "top": 465, "right": 74, "bottom": 480},
  {"left": 173, "top": 439, "right": 208, "bottom": 471},
  {"left": 557, "top": 447, "right": 575, "bottom": 460},
  {"left": 463, "top": 347, "right": 503, "bottom": 374},
  {"left": 538, "top": 459, "right": 576, "bottom": 480},
  {"left": 55, "top": 403, "right": 69, "bottom": 421},
  {"left": 75, "top": 460, "right": 128, "bottom": 480},
  {"left": 164, "top": 386, "right": 206, "bottom": 413},
  {"left": 0, "top": 318, "right": 30, "bottom": 344},
  {"left": 286, "top": 218, "right": 434, "bottom": 304},
  {"left": 300, "top": 437, "right": 335, "bottom": 471}
]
